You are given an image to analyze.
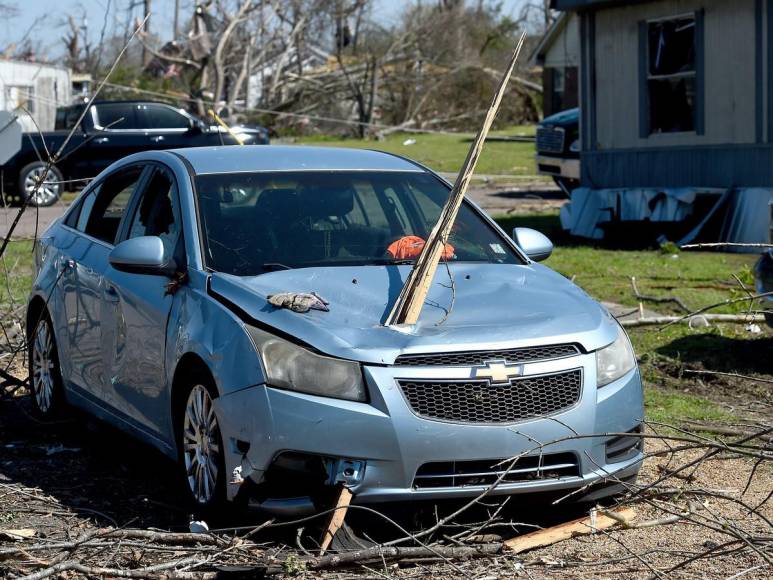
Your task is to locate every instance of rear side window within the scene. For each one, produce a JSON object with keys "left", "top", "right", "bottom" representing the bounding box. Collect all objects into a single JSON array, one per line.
[
  {"left": 81, "top": 166, "right": 144, "bottom": 244},
  {"left": 95, "top": 103, "right": 137, "bottom": 130},
  {"left": 137, "top": 104, "right": 190, "bottom": 129},
  {"left": 55, "top": 105, "right": 85, "bottom": 131}
]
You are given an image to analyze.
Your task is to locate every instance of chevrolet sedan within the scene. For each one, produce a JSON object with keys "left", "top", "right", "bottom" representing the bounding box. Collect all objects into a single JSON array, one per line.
[{"left": 27, "top": 146, "right": 644, "bottom": 513}]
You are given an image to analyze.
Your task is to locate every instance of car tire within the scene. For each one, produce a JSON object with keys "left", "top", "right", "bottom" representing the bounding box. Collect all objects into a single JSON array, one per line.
[
  {"left": 28, "top": 312, "right": 67, "bottom": 419},
  {"left": 18, "top": 161, "right": 64, "bottom": 207},
  {"left": 177, "top": 375, "right": 228, "bottom": 513}
]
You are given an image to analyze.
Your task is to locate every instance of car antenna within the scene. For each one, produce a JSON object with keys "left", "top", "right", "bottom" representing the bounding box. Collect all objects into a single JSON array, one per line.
[{"left": 383, "top": 31, "right": 527, "bottom": 329}]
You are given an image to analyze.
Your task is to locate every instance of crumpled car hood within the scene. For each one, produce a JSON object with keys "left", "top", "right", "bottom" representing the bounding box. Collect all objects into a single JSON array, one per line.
[{"left": 209, "top": 263, "right": 618, "bottom": 364}]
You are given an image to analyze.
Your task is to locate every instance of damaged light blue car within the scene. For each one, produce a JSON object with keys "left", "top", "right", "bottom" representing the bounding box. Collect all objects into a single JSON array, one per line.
[{"left": 27, "top": 146, "right": 644, "bottom": 513}]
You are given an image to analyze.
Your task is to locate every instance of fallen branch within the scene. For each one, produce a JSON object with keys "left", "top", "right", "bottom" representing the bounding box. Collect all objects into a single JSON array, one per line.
[
  {"left": 631, "top": 276, "right": 691, "bottom": 313},
  {"left": 620, "top": 314, "right": 765, "bottom": 327},
  {"left": 680, "top": 243, "right": 773, "bottom": 250},
  {"left": 310, "top": 543, "right": 501, "bottom": 570},
  {"left": 683, "top": 369, "right": 773, "bottom": 385}
]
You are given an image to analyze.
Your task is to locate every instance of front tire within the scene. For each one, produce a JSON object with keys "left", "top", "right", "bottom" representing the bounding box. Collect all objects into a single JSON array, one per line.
[
  {"left": 28, "top": 314, "right": 66, "bottom": 418},
  {"left": 178, "top": 380, "right": 227, "bottom": 510},
  {"left": 18, "top": 162, "right": 64, "bottom": 207}
]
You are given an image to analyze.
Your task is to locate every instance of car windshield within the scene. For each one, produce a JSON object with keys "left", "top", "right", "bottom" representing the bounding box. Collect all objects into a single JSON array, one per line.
[{"left": 195, "top": 170, "right": 522, "bottom": 275}]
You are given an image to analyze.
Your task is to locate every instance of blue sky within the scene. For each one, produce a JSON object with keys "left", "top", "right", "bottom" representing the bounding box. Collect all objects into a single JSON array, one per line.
[{"left": 8, "top": 0, "right": 531, "bottom": 60}]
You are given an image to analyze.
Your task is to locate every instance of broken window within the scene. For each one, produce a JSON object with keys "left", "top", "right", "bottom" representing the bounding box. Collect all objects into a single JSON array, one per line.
[{"left": 646, "top": 16, "right": 697, "bottom": 134}]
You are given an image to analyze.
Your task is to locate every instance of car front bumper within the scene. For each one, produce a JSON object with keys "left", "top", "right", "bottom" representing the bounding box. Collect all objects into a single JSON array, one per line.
[
  {"left": 536, "top": 155, "right": 580, "bottom": 180},
  {"left": 214, "top": 351, "right": 644, "bottom": 504}
]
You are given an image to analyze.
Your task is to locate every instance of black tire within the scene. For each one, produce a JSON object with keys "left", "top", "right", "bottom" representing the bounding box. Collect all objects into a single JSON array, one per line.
[
  {"left": 28, "top": 312, "right": 67, "bottom": 419},
  {"left": 176, "top": 372, "right": 228, "bottom": 513},
  {"left": 18, "top": 161, "right": 64, "bottom": 207}
]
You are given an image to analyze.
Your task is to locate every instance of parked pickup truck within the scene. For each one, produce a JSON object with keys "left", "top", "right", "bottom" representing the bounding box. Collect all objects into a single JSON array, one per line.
[
  {"left": 535, "top": 107, "right": 580, "bottom": 194},
  {"left": 2, "top": 100, "right": 269, "bottom": 206}
]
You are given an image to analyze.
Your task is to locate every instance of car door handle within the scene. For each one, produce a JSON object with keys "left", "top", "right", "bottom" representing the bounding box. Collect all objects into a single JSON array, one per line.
[
  {"left": 104, "top": 284, "right": 120, "bottom": 303},
  {"left": 94, "top": 137, "right": 109, "bottom": 144},
  {"left": 150, "top": 135, "right": 164, "bottom": 143}
]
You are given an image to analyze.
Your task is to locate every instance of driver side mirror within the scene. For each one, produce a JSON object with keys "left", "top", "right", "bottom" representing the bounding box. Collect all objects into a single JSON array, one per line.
[
  {"left": 188, "top": 119, "right": 205, "bottom": 134},
  {"left": 512, "top": 227, "right": 553, "bottom": 262},
  {"left": 109, "top": 236, "right": 177, "bottom": 276}
]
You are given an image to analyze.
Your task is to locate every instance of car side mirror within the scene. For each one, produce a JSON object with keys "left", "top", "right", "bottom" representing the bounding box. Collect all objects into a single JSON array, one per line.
[
  {"left": 109, "top": 236, "right": 177, "bottom": 276},
  {"left": 512, "top": 227, "right": 553, "bottom": 262},
  {"left": 188, "top": 119, "right": 204, "bottom": 134}
]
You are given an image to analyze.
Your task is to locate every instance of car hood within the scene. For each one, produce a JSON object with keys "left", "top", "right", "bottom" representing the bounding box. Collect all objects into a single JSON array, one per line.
[{"left": 209, "top": 263, "right": 618, "bottom": 364}]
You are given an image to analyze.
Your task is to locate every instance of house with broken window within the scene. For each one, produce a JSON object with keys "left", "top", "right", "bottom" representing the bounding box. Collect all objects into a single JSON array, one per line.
[{"left": 553, "top": 0, "right": 772, "bottom": 249}]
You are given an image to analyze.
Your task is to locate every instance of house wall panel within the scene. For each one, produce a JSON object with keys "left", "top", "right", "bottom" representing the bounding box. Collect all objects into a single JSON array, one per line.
[{"left": 594, "top": 0, "right": 756, "bottom": 149}]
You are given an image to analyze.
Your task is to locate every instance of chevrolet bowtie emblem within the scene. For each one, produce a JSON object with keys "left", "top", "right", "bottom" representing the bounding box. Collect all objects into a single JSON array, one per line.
[{"left": 473, "top": 361, "right": 523, "bottom": 384}]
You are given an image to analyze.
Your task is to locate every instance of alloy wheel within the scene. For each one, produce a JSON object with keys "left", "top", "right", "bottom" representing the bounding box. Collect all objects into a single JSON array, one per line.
[
  {"left": 24, "top": 167, "right": 60, "bottom": 206},
  {"left": 31, "top": 319, "right": 55, "bottom": 413},
  {"left": 182, "top": 385, "right": 222, "bottom": 504}
]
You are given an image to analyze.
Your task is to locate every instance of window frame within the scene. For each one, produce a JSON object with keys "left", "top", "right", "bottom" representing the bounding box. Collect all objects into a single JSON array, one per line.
[
  {"left": 135, "top": 104, "right": 194, "bottom": 132},
  {"left": 61, "top": 163, "right": 151, "bottom": 247},
  {"left": 639, "top": 11, "right": 704, "bottom": 137}
]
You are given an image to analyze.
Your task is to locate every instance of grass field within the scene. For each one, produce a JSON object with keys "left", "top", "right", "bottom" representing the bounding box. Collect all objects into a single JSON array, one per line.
[
  {"left": 2, "top": 218, "right": 769, "bottom": 426},
  {"left": 294, "top": 125, "right": 547, "bottom": 181}
]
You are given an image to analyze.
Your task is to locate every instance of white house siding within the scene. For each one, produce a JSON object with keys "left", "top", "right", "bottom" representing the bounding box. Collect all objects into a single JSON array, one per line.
[
  {"left": 543, "top": 13, "right": 581, "bottom": 68},
  {"left": 0, "top": 61, "right": 71, "bottom": 132},
  {"left": 594, "top": 0, "right": 756, "bottom": 150}
]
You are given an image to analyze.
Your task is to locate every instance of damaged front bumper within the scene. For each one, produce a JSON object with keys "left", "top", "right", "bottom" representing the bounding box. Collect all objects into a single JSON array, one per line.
[{"left": 214, "top": 351, "right": 644, "bottom": 511}]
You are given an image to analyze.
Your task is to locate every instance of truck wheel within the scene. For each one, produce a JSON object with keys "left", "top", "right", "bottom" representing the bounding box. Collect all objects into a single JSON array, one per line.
[{"left": 18, "top": 162, "right": 63, "bottom": 207}]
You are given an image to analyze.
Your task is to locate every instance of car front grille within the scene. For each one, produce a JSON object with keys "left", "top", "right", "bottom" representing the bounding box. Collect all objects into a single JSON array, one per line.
[
  {"left": 413, "top": 452, "right": 580, "bottom": 489},
  {"left": 536, "top": 126, "right": 566, "bottom": 154},
  {"left": 398, "top": 369, "right": 582, "bottom": 424},
  {"left": 393, "top": 344, "right": 580, "bottom": 367}
]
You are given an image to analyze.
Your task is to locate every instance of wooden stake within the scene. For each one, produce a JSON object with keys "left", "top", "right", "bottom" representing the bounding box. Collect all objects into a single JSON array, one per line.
[
  {"left": 384, "top": 32, "right": 527, "bottom": 328},
  {"left": 319, "top": 486, "right": 353, "bottom": 555},
  {"left": 504, "top": 507, "right": 636, "bottom": 553}
]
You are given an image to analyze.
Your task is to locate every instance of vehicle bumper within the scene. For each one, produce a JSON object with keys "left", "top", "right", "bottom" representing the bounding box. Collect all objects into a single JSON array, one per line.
[
  {"left": 536, "top": 155, "right": 580, "bottom": 180},
  {"left": 214, "top": 352, "right": 644, "bottom": 504}
]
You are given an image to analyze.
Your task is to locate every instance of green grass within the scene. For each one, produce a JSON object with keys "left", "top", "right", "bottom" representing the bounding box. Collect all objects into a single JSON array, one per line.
[
  {"left": 0, "top": 240, "right": 34, "bottom": 308},
  {"left": 644, "top": 388, "right": 735, "bottom": 424},
  {"left": 295, "top": 125, "right": 547, "bottom": 181}
]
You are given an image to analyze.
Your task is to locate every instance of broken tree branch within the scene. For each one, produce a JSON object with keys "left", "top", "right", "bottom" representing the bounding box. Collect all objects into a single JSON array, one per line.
[{"left": 384, "top": 31, "right": 526, "bottom": 327}]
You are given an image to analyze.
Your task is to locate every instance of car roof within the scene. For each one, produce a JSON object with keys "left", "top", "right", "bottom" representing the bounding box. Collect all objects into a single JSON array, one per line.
[{"left": 171, "top": 145, "right": 425, "bottom": 175}]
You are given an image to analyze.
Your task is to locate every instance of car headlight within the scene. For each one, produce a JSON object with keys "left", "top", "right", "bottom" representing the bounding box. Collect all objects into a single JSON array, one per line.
[
  {"left": 596, "top": 325, "right": 636, "bottom": 387},
  {"left": 569, "top": 138, "right": 580, "bottom": 152},
  {"left": 247, "top": 326, "right": 367, "bottom": 402}
]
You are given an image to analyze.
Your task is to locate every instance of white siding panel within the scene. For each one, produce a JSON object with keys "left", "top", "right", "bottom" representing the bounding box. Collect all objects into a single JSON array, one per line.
[{"left": 544, "top": 14, "right": 581, "bottom": 68}]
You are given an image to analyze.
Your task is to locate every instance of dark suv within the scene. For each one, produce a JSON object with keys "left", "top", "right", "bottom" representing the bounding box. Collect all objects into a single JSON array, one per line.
[{"left": 2, "top": 101, "right": 269, "bottom": 206}]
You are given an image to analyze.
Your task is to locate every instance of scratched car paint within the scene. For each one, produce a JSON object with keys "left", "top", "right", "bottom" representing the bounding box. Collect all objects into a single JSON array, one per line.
[{"left": 27, "top": 146, "right": 644, "bottom": 513}]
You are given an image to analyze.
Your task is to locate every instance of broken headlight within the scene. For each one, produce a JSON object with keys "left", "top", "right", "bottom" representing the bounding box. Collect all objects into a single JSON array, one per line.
[
  {"left": 247, "top": 326, "right": 367, "bottom": 402},
  {"left": 596, "top": 325, "right": 636, "bottom": 387}
]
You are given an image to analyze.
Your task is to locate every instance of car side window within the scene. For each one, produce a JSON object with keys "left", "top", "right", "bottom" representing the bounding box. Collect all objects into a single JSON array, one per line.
[
  {"left": 82, "top": 166, "right": 144, "bottom": 244},
  {"left": 95, "top": 103, "right": 137, "bottom": 130},
  {"left": 137, "top": 105, "right": 190, "bottom": 130},
  {"left": 126, "top": 168, "right": 181, "bottom": 255}
]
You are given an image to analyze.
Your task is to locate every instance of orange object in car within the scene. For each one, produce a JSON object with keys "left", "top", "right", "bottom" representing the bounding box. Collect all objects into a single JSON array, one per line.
[{"left": 386, "top": 236, "right": 454, "bottom": 260}]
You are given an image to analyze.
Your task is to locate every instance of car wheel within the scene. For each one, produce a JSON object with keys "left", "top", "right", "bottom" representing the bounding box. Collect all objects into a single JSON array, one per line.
[
  {"left": 28, "top": 313, "right": 66, "bottom": 418},
  {"left": 179, "top": 380, "right": 227, "bottom": 510},
  {"left": 18, "top": 162, "right": 64, "bottom": 207}
]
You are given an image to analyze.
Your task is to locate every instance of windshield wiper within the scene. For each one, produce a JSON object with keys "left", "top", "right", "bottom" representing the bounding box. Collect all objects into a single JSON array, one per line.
[
  {"left": 261, "top": 262, "right": 293, "bottom": 272},
  {"left": 368, "top": 258, "right": 416, "bottom": 265}
]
